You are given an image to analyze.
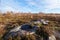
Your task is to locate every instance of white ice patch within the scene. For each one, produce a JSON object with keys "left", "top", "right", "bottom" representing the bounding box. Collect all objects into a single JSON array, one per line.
[{"left": 10, "top": 26, "right": 21, "bottom": 32}]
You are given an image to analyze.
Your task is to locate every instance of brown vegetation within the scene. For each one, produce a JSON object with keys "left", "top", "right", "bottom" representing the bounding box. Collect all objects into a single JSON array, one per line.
[{"left": 0, "top": 12, "right": 60, "bottom": 40}]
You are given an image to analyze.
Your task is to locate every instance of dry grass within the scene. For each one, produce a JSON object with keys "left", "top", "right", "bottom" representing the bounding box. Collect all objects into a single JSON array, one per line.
[{"left": 0, "top": 12, "right": 60, "bottom": 40}]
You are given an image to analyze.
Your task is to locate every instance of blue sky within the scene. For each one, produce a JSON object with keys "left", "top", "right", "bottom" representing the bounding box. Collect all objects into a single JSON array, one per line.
[{"left": 0, "top": 0, "right": 60, "bottom": 13}]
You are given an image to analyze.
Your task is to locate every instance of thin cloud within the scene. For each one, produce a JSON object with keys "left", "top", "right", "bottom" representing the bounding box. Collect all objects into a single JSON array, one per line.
[
  {"left": 0, "top": 0, "right": 60, "bottom": 13},
  {"left": 44, "top": 0, "right": 60, "bottom": 11},
  {"left": 25, "top": 0, "right": 37, "bottom": 6}
]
